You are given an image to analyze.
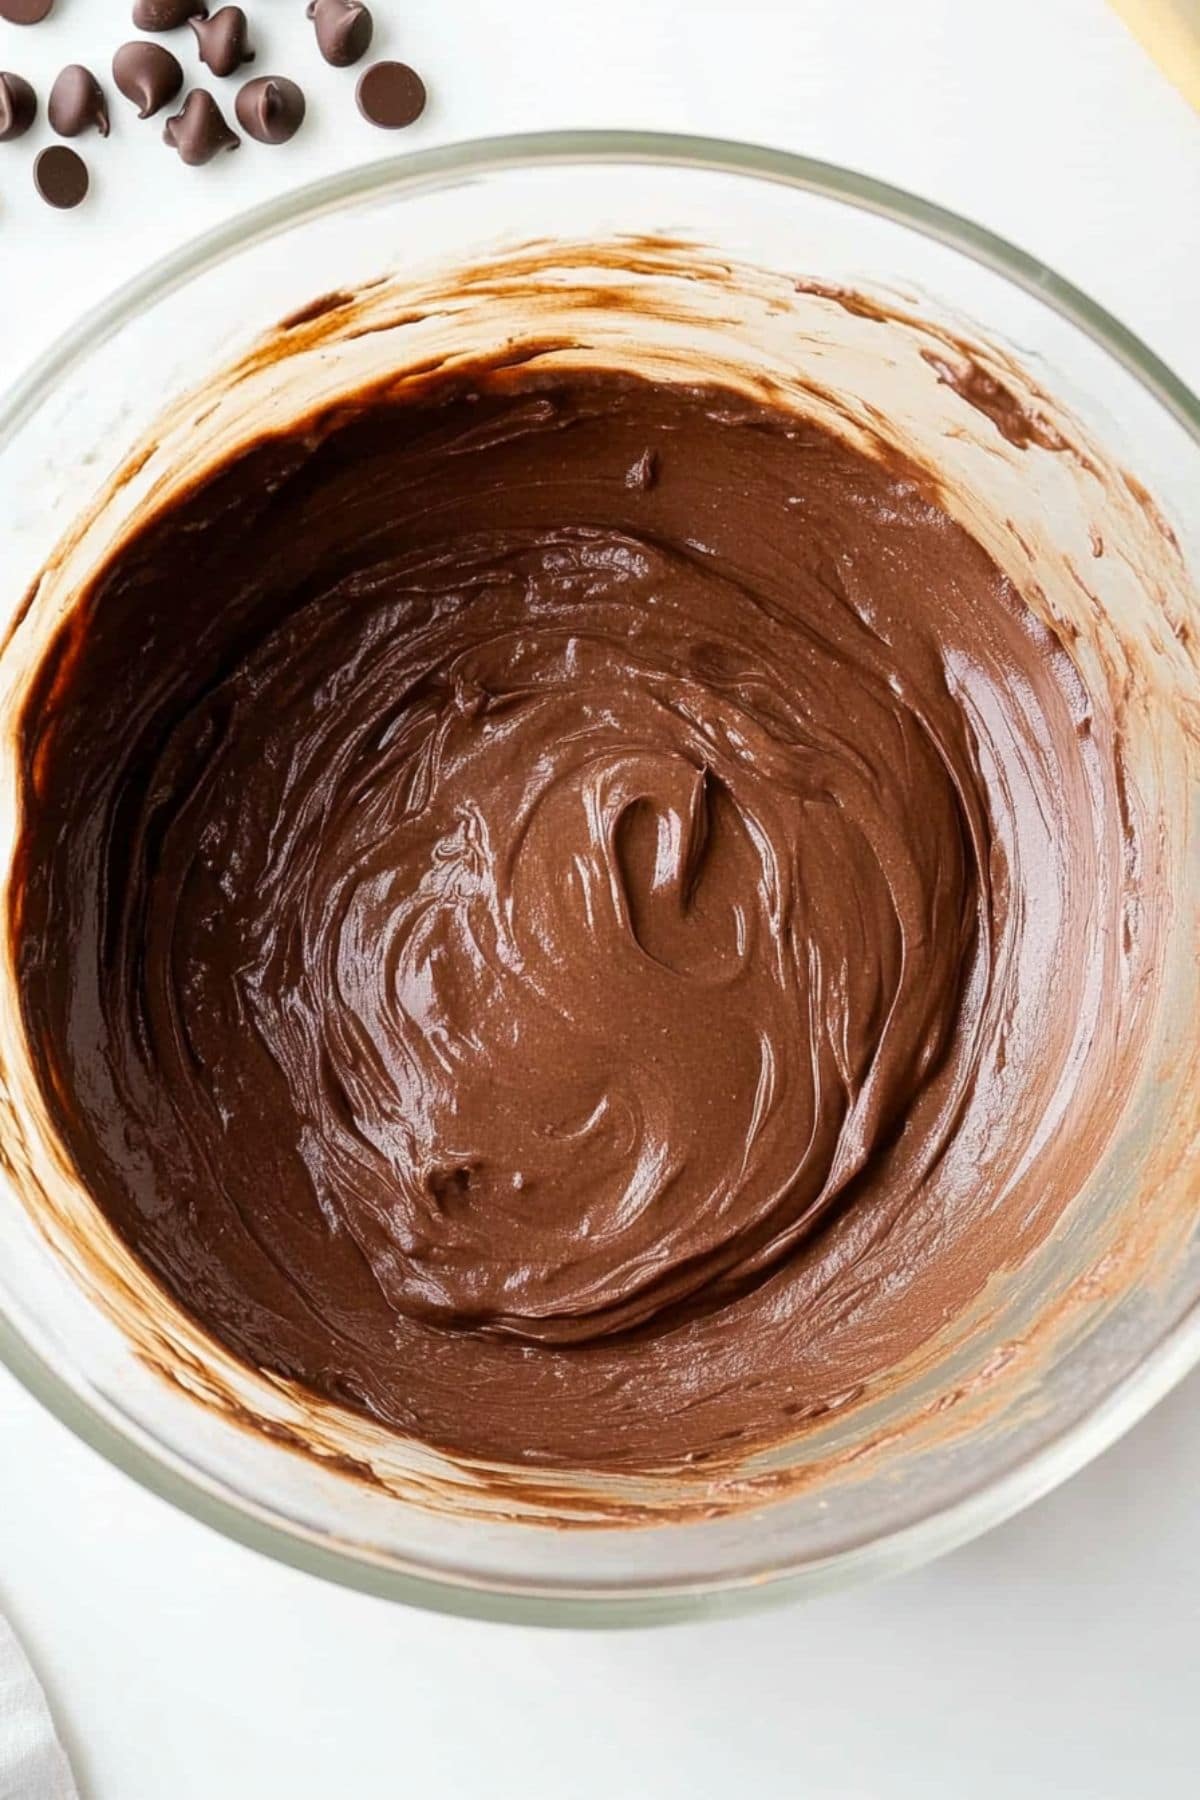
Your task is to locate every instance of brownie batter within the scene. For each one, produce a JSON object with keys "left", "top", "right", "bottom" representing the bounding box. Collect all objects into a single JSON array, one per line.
[{"left": 11, "top": 365, "right": 1137, "bottom": 1471}]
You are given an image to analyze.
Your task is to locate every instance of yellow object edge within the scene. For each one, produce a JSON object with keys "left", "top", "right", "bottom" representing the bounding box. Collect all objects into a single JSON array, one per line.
[{"left": 1109, "top": 0, "right": 1200, "bottom": 110}]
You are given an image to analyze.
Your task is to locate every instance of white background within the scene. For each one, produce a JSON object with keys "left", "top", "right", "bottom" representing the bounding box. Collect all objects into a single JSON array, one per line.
[{"left": 1, "top": 3, "right": 1198, "bottom": 1796}]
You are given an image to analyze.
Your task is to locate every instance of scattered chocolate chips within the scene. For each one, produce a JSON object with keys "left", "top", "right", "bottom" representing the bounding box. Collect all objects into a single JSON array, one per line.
[
  {"left": 307, "top": 0, "right": 372, "bottom": 68},
  {"left": 163, "top": 88, "right": 239, "bottom": 164},
  {"left": 113, "top": 41, "right": 184, "bottom": 118},
  {"left": 0, "top": 0, "right": 55, "bottom": 24},
  {"left": 235, "top": 75, "right": 305, "bottom": 145},
  {"left": 190, "top": 7, "right": 254, "bottom": 78},
  {"left": 0, "top": 71, "right": 37, "bottom": 142},
  {"left": 132, "top": 0, "right": 207, "bottom": 31},
  {"left": 5, "top": 3, "right": 436, "bottom": 209},
  {"left": 355, "top": 60, "right": 426, "bottom": 130},
  {"left": 34, "top": 144, "right": 89, "bottom": 208},
  {"left": 48, "top": 66, "right": 110, "bottom": 139}
]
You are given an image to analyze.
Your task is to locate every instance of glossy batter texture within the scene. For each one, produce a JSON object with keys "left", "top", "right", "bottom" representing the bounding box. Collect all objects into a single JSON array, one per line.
[{"left": 13, "top": 367, "right": 1136, "bottom": 1471}]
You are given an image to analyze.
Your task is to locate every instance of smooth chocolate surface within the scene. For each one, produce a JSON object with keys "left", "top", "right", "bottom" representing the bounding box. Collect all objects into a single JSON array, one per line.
[
  {"left": 131, "top": 0, "right": 205, "bottom": 30},
  {"left": 12, "top": 364, "right": 1136, "bottom": 1471},
  {"left": 112, "top": 41, "right": 184, "bottom": 119},
  {"left": 356, "top": 59, "right": 425, "bottom": 129},
  {"left": 47, "top": 65, "right": 109, "bottom": 138},
  {"left": 0, "top": 0, "right": 54, "bottom": 23},
  {"left": 0, "top": 71, "right": 37, "bottom": 141},
  {"left": 190, "top": 7, "right": 254, "bottom": 78},
  {"left": 32, "top": 142, "right": 88, "bottom": 206},
  {"left": 163, "top": 87, "right": 238, "bottom": 163},
  {"left": 235, "top": 74, "right": 304, "bottom": 144},
  {"left": 307, "top": 0, "right": 372, "bottom": 68}
]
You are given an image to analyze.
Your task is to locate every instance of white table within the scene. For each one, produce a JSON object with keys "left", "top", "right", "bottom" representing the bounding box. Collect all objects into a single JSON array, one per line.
[{"left": 2, "top": 4, "right": 1198, "bottom": 1796}]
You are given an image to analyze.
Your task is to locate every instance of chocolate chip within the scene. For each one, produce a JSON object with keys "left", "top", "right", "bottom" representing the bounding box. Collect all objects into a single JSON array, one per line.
[
  {"left": 190, "top": 7, "right": 254, "bottom": 78},
  {"left": 132, "top": 0, "right": 207, "bottom": 30},
  {"left": 0, "top": 71, "right": 37, "bottom": 141},
  {"left": 307, "top": 0, "right": 372, "bottom": 68},
  {"left": 0, "top": 0, "right": 55, "bottom": 24},
  {"left": 34, "top": 144, "right": 89, "bottom": 208},
  {"left": 163, "top": 88, "right": 239, "bottom": 163},
  {"left": 355, "top": 61, "right": 426, "bottom": 130},
  {"left": 48, "top": 66, "right": 110, "bottom": 138},
  {"left": 113, "top": 41, "right": 184, "bottom": 118},
  {"left": 235, "top": 75, "right": 305, "bottom": 145}
]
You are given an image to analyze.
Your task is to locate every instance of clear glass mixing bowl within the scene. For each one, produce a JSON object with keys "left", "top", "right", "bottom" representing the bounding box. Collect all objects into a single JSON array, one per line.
[{"left": 0, "top": 133, "right": 1198, "bottom": 1627}]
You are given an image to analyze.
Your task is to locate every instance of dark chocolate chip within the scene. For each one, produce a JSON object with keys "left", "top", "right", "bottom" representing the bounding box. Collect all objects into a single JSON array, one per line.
[
  {"left": 307, "top": 0, "right": 372, "bottom": 68},
  {"left": 0, "top": 71, "right": 37, "bottom": 141},
  {"left": 355, "top": 61, "right": 426, "bottom": 130},
  {"left": 0, "top": 0, "right": 55, "bottom": 24},
  {"left": 190, "top": 7, "right": 254, "bottom": 78},
  {"left": 113, "top": 42, "right": 184, "bottom": 118},
  {"left": 132, "top": 0, "right": 207, "bottom": 31},
  {"left": 48, "top": 66, "right": 110, "bottom": 138},
  {"left": 235, "top": 75, "right": 305, "bottom": 145},
  {"left": 163, "top": 88, "right": 239, "bottom": 163},
  {"left": 34, "top": 144, "right": 89, "bottom": 208}
]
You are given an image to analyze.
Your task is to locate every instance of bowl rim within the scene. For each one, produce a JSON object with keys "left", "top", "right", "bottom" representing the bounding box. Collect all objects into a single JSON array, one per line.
[{"left": 1, "top": 128, "right": 1198, "bottom": 1629}]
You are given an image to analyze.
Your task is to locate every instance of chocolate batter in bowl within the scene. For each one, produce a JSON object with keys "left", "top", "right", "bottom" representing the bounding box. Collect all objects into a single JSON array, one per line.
[
  {"left": 1, "top": 362, "right": 1161, "bottom": 1473},
  {"left": 0, "top": 139, "right": 1198, "bottom": 1622}
]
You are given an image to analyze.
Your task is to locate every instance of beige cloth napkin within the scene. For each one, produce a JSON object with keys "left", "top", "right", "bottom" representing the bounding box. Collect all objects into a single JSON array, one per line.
[{"left": 0, "top": 1615, "right": 78, "bottom": 1800}]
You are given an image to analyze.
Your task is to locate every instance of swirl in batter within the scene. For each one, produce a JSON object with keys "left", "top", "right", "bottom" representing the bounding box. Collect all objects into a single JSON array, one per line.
[{"left": 13, "top": 367, "right": 1136, "bottom": 1470}]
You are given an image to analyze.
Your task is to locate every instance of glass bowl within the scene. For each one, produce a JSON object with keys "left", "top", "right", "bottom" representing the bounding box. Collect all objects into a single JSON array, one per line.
[{"left": 1, "top": 133, "right": 1198, "bottom": 1628}]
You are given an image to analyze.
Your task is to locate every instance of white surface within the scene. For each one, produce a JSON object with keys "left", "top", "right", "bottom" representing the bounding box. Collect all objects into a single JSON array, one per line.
[
  {"left": 1, "top": 2, "right": 1198, "bottom": 1797},
  {"left": 0, "top": 1616, "right": 77, "bottom": 1800}
]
